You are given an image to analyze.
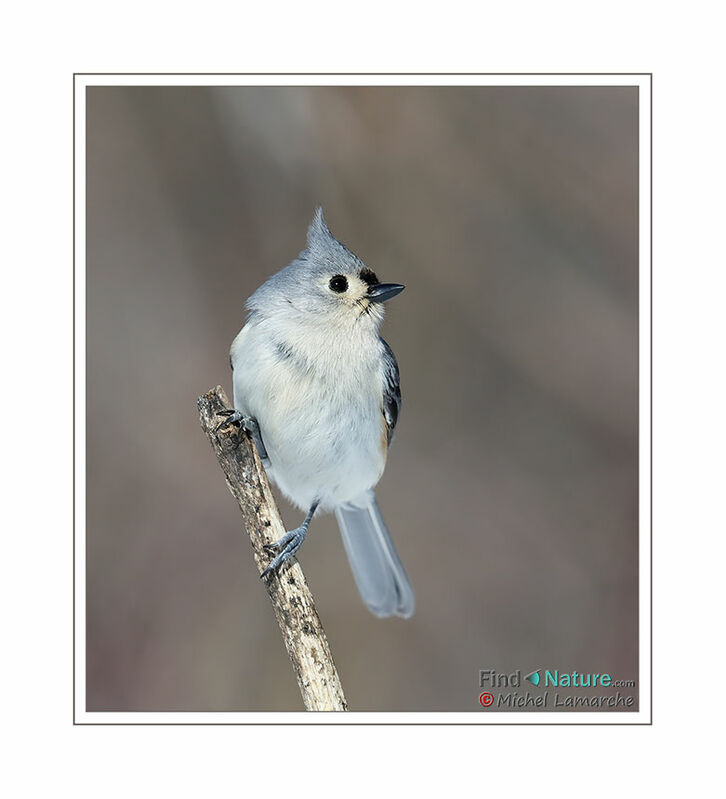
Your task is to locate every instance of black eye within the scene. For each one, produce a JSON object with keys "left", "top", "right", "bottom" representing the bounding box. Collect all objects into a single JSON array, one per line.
[{"left": 329, "top": 275, "right": 348, "bottom": 293}]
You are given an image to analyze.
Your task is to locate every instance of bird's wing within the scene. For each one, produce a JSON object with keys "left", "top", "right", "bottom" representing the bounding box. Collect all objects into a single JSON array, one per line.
[{"left": 380, "top": 338, "right": 401, "bottom": 446}]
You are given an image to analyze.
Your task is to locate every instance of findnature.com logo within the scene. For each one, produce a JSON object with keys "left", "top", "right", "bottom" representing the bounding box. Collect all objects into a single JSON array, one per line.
[{"left": 478, "top": 669, "right": 636, "bottom": 709}]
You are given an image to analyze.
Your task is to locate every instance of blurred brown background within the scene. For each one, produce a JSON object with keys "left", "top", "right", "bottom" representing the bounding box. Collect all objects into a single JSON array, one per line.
[{"left": 86, "top": 85, "right": 638, "bottom": 712}]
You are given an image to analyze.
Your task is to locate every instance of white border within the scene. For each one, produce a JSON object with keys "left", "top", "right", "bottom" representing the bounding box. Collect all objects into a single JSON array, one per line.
[{"left": 74, "top": 73, "right": 651, "bottom": 725}]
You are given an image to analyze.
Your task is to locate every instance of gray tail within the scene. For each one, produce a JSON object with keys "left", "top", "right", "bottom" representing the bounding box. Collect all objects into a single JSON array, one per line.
[{"left": 334, "top": 491, "right": 414, "bottom": 619}]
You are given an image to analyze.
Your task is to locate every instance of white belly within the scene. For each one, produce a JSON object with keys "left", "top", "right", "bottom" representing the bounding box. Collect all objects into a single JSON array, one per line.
[{"left": 231, "top": 321, "right": 387, "bottom": 511}]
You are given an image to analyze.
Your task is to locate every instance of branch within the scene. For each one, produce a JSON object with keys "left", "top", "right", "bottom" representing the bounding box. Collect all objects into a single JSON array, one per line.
[{"left": 197, "top": 386, "right": 348, "bottom": 711}]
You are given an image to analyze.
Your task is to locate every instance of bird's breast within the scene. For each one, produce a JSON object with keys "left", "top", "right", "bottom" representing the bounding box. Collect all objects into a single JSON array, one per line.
[{"left": 232, "top": 323, "right": 387, "bottom": 508}]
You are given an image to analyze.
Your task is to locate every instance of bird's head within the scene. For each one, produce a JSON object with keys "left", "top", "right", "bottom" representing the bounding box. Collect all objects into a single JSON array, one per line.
[{"left": 249, "top": 208, "right": 404, "bottom": 331}]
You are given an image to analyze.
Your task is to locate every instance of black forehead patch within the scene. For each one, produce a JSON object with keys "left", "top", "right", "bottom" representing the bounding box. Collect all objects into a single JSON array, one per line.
[{"left": 359, "top": 268, "right": 379, "bottom": 286}]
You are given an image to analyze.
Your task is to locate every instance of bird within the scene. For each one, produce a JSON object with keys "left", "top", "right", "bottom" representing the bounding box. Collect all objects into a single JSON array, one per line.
[{"left": 217, "top": 208, "right": 414, "bottom": 618}]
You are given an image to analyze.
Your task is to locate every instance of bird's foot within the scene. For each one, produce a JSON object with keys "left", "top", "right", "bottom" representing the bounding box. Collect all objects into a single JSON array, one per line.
[
  {"left": 215, "top": 408, "right": 246, "bottom": 433},
  {"left": 215, "top": 409, "right": 267, "bottom": 459},
  {"left": 260, "top": 526, "right": 308, "bottom": 578}
]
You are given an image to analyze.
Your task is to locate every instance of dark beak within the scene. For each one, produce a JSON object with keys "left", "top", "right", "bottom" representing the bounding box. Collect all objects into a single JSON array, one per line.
[{"left": 367, "top": 283, "right": 405, "bottom": 303}]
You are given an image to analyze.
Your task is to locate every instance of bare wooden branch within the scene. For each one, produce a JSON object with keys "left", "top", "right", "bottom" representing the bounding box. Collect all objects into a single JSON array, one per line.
[{"left": 197, "top": 385, "right": 348, "bottom": 711}]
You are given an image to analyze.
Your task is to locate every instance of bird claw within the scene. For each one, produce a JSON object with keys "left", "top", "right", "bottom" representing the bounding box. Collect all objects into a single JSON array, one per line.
[
  {"left": 260, "top": 527, "right": 307, "bottom": 579},
  {"left": 215, "top": 409, "right": 268, "bottom": 460},
  {"left": 215, "top": 408, "right": 244, "bottom": 433}
]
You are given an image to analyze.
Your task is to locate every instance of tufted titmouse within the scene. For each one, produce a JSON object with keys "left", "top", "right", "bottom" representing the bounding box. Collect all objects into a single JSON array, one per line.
[{"left": 217, "top": 208, "right": 414, "bottom": 618}]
